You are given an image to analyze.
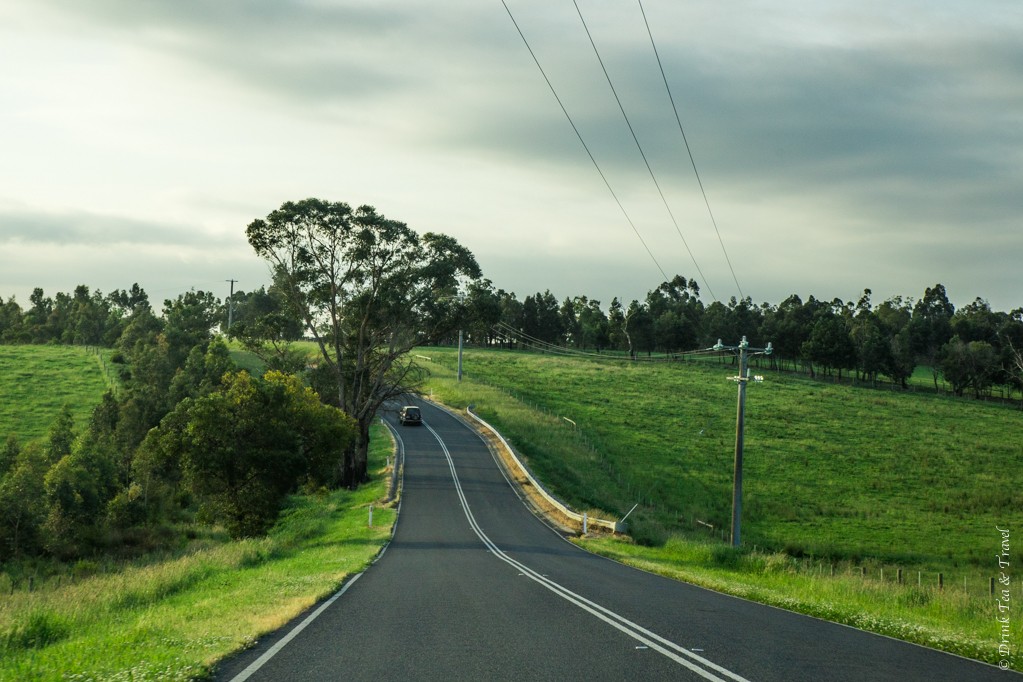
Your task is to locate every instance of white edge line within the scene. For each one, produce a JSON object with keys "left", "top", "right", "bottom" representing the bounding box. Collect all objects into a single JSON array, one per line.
[
  {"left": 423, "top": 420, "right": 750, "bottom": 682},
  {"left": 228, "top": 573, "right": 364, "bottom": 682},
  {"left": 228, "top": 412, "right": 409, "bottom": 680}
]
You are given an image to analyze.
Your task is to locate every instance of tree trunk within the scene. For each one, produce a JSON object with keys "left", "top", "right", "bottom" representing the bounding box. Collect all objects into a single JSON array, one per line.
[{"left": 341, "top": 417, "right": 372, "bottom": 489}]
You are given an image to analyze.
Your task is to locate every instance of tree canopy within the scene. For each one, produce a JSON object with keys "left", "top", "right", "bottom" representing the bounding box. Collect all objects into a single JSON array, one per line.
[{"left": 246, "top": 198, "right": 481, "bottom": 486}]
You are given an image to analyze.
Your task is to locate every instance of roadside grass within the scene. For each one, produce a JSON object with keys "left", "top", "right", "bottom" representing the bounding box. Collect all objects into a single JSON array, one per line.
[
  {"left": 576, "top": 534, "right": 1020, "bottom": 665},
  {"left": 0, "top": 422, "right": 397, "bottom": 682},
  {"left": 0, "top": 345, "right": 117, "bottom": 445},
  {"left": 417, "top": 347, "right": 1021, "bottom": 664}
]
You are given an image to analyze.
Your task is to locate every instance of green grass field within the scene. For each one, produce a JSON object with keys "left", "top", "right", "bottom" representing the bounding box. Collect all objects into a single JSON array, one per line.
[
  {"left": 0, "top": 345, "right": 118, "bottom": 446},
  {"left": 0, "top": 422, "right": 397, "bottom": 681},
  {"left": 419, "top": 347, "right": 1022, "bottom": 569}
]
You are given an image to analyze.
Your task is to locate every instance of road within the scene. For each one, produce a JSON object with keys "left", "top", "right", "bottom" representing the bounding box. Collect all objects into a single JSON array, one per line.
[{"left": 215, "top": 399, "right": 1013, "bottom": 681}]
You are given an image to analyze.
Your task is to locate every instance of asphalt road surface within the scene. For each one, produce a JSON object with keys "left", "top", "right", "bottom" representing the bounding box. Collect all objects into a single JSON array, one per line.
[{"left": 215, "top": 400, "right": 1014, "bottom": 681}]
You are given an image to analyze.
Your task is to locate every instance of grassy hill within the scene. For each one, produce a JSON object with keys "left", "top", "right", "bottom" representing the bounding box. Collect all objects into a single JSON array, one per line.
[
  {"left": 0, "top": 345, "right": 118, "bottom": 446},
  {"left": 418, "top": 346, "right": 1022, "bottom": 571}
]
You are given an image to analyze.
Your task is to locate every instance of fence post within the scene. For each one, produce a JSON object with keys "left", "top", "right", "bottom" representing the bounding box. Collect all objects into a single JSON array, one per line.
[
  {"left": 368, "top": 504, "right": 373, "bottom": 528},
  {"left": 897, "top": 568, "right": 903, "bottom": 585},
  {"left": 938, "top": 573, "right": 944, "bottom": 590},
  {"left": 583, "top": 512, "right": 588, "bottom": 535}
]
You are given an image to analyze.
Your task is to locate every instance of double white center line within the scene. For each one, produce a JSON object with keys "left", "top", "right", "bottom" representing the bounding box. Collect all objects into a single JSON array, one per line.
[{"left": 425, "top": 421, "right": 752, "bottom": 682}]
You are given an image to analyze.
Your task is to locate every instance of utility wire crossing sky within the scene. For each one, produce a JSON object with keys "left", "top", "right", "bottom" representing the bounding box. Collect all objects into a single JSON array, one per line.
[{"left": 1, "top": 1, "right": 1020, "bottom": 312}]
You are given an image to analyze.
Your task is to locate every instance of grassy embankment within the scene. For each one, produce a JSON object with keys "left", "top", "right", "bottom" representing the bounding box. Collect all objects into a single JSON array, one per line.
[
  {"left": 0, "top": 345, "right": 118, "bottom": 445},
  {"left": 0, "top": 344, "right": 399, "bottom": 680},
  {"left": 418, "top": 346, "right": 1021, "bottom": 664},
  {"left": 0, "top": 422, "right": 396, "bottom": 681}
]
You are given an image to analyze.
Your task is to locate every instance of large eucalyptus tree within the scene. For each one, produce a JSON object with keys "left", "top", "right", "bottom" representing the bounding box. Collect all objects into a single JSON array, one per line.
[{"left": 246, "top": 198, "right": 480, "bottom": 486}]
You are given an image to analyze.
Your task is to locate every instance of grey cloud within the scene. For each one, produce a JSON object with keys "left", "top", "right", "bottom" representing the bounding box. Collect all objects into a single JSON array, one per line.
[{"left": 0, "top": 209, "right": 230, "bottom": 248}]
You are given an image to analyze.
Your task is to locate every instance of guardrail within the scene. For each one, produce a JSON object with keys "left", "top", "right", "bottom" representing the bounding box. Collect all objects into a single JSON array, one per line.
[
  {"left": 464, "top": 406, "right": 622, "bottom": 534},
  {"left": 380, "top": 417, "right": 404, "bottom": 504}
]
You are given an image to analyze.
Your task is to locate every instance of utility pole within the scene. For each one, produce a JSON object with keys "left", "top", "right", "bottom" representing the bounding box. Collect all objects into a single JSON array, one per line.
[
  {"left": 457, "top": 329, "right": 464, "bottom": 382},
  {"left": 225, "top": 279, "right": 238, "bottom": 333},
  {"left": 713, "top": 336, "right": 772, "bottom": 547}
]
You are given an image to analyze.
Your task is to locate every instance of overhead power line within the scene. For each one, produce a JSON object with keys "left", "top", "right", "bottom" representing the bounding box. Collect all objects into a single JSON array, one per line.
[
  {"left": 573, "top": 0, "right": 718, "bottom": 302},
  {"left": 500, "top": 0, "right": 668, "bottom": 283},
  {"left": 637, "top": 0, "right": 745, "bottom": 300},
  {"left": 492, "top": 321, "right": 722, "bottom": 362}
]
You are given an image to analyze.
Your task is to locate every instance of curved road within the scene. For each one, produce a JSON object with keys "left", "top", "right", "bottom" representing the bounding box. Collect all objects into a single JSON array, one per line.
[{"left": 215, "top": 400, "right": 1013, "bottom": 681}]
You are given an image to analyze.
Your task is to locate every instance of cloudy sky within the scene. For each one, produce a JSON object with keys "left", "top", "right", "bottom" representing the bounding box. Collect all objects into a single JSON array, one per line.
[{"left": 1, "top": 0, "right": 1020, "bottom": 314}]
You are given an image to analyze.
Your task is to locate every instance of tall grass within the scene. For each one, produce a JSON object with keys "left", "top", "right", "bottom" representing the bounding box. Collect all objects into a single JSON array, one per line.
[{"left": 0, "top": 423, "right": 397, "bottom": 681}]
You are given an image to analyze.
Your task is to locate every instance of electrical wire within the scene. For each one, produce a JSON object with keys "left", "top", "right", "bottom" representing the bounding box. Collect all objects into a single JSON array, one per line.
[
  {"left": 492, "top": 321, "right": 722, "bottom": 362},
  {"left": 500, "top": 0, "right": 669, "bottom": 282},
  {"left": 637, "top": 0, "right": 745, "bottom": 300},
  {"left": 573, "top": 0, "right": 718, "bottom": 302}
]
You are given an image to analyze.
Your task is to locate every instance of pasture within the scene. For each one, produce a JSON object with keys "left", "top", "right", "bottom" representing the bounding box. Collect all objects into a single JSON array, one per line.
[
  {"left": 419, "top": 346, "right": 1022, "bottom": 570},
  {"left": 0, "top": 345, "right": 117, "bottom": 446}
]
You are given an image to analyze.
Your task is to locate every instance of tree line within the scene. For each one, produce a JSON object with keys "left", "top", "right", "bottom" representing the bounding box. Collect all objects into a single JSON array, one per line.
[
  {"left": 0, "top": 197, "right": 480, "bottom": 562},
  {"left": 456, "top": 276, "right": 1023, "bottom": 400},
  {"left": 2, "top": 196, "right": 1021, "bottom": 563},
  {"left": 0, "top": 286, "right": 354, "bottom": 560}
]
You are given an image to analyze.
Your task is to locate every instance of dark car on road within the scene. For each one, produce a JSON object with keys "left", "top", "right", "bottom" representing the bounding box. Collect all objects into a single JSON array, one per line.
[{"left": 399, "top": 405, "right": 422, "bottom": 426}]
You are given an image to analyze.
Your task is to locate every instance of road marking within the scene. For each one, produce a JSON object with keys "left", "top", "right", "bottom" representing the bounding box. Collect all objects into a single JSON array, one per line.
[
  {"left": 424, "top": 421, "right": 752, "bottom": 682},
  {"left": 228, "top": 573, "right": 364, "bottom": 682}
]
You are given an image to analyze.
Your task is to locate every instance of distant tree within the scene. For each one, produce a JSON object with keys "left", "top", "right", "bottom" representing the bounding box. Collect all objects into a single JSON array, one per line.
[
  {"left": 108, "top": 283, "right": 151, "bottom": 316},
  {"left": 560, "top": 297, "right": 580, "bottom": 347},
  {"left": 646, "top": 275, "right": 703, "bottom": 353},
  {"left": 24, "top": 288, "right": 53, "bottom": 343},
  {"left": 228, "top": 284, "right": 308, "bottom": 374},
  {"left": 0, "top": 297, "right": 25, "bottom": 342},
  {"left": 522, "top": 291, "right": 564, "bottom": 346},
  {"left": 801, "top": 313, "right": 856, "bottom": 380},
  {"left": 761, "top": 295, "right": 822, "bottom": 372},
  {"left": 168, "top": 337, "right": 235, "bottom": 405},
  {"left": 46, "top": 405, "right": 76, "bottom": 466},
  {"left": 910, "top": 284, "right": 955, "bottom": 390},
  {"left": 42, "top": 447, "right": 117, "bottom": 557},
  {"left": 939, "top": 336, "right": 999, "bottom": 398},
  {"left": 951, "top": 298, "right": 999, "bottom": 346},
  {"left": 607, "top": 298, "right": 628, "bottom": 351},
  {"left": 703, "top": 297, "right": 763, "bottom": 350},
  {"left": 162, "top": 290, "right": 219, "bottom": 368},
  {"left": 0, "top": 444, "right": 49, "bottom": 558},
  {"left": 576, "top": 298, "right": 609, "bottom": 351},
  {"left": 626, "top": 300, "right": 655, "bottom": 357},
  {"left": 0, "top": 435, "right": 18, "bottom": 478},
  {"left": 461, "top": 278, "right": 502, "bottom": 346}
]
